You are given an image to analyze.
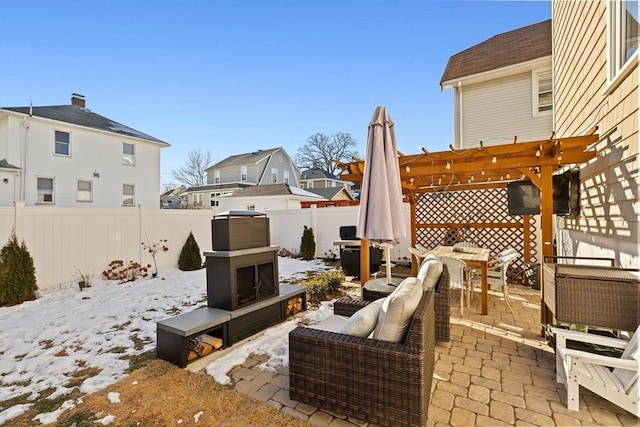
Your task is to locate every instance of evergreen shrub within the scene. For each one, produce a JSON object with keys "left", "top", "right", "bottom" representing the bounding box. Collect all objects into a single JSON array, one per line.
[
  {"left": 300, "top": 226, "right": 315, "bottom": 260},
  {"left": 305, "top": 268, "right": 344, "bottom": 304},
  {"left": 0, "top": 231, "right": 37, "bottom": 306},
  {"left": 178, "top": 232, "right": 203, "bottom": 271}
]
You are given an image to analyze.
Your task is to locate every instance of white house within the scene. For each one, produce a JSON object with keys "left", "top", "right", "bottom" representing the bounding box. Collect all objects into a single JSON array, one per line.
[
  {"left": 186, "top": 147, "right": 301, "bottom": 208},
  {"left": 0, "top": 94, "right": 169, "bottom": 208},
  {"left": 440, "top": 20, "right": 553, "bottom": 148},
  {"left": 216, "top": 183, "right": 325, "bottom": 212}
]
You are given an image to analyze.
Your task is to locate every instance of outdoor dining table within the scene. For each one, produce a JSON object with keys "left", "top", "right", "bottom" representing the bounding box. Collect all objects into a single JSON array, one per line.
[{"left": 426, "top": 245, "right": 491, "bottom": 315}]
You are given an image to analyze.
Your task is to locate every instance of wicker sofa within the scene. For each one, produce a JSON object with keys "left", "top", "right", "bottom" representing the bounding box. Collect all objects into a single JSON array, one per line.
[
  {"left": 363, "top": 262, "right": 450, "bottom": 342},
  {"left": 289, "top": 289, "right": 436, "bottom": 427}
]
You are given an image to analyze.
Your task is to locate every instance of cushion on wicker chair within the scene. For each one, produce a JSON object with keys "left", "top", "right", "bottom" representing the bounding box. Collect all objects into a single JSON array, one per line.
[
  {"left": 417, "top": 255, "right": 443, "bottom": 290},
  {"left": 373, "top": 277, "right": 423, "bottom": 342},
  {"left": 338, "top": 298, "right": 385, "bottom": 337},
  {"left": 307, "top": 315, "right": 349, "bottom": 333}
]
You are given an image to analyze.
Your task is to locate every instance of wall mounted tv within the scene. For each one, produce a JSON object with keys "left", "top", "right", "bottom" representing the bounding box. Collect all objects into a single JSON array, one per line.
[
  {"left": 552, "top": 169, "right": 580, "bottom": 216},
  {"left": 507, "top": 180, "right": 541, "bottom": 215},
  {"left": 507, "top": 169, "right": 580, "bottom": 216}
]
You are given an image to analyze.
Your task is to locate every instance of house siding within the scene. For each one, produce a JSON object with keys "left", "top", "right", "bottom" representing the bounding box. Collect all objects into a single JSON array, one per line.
[
  {"left": 0, "top": 113, "right": 163, "bottom": 208},
  {"left": 460, "top": 72, "right": 553, "bottom": 147},
  {"left": 553, "top": 0, "right": 639, "bottom": 267}
]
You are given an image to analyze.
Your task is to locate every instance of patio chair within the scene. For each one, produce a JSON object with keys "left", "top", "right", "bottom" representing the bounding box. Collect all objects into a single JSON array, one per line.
[
  {"left": 551, "top": 325, "right": 639, "bottom": 416},
  {"left": 440, "top": 256, "right": 467, "bottom": 316},
  {"left": 289, "top": 289, "right": 436, "bottom": 426},
  {"left": 408, "top": 246, "right": 428, "bottom": 264},
  {"left": 453, "top": 241, "right": 479, "bottom": 304},
  {"left": 484, "top": 248, "right": 519, "bottom": 313},
  {"left": 363, "top": 258, "right": 451, "bottom": 342}
]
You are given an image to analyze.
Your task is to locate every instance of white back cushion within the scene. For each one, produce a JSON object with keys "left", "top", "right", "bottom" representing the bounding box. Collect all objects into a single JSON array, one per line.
[
  {"left": 339, "top": 298, "right": 385, "bottom": 337},
  {"left": 417, "top": 255, "right": 443, "bottom": 290},
  {"left": 373, "top": 277, "right": 423, "bottom": 342}
]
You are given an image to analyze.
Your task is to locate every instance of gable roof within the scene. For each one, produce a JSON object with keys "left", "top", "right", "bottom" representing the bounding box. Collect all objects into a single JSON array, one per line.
[
  {"left": 307, "top": 187, "right": 353, "bottom": 200},
  {"left": 1, "top": 104, "right": 169, "bottom": 145},
  {"left": 229, "top": 183, "right": 324, "bottom": 199},
  {"left": 301, "top": 168, "right": 338, "bottom": 180},
  {"left": 208, "top": 148, "right": 282, "bottom": 170},
  {"left": 440, "top": 19, "right": 551, "bottom": 85}
]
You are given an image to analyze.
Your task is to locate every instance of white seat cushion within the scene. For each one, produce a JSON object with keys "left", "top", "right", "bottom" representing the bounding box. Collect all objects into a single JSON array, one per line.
[
  {"left": 307, "top": 315, "right": 349, "bottom": 333},
  {"left": 339, "top": 298, "right": 385, "bottom": 337},
  {"left": 373, "top": 277, "right": 423, "bottom": 342},
  {"left": 417, "top": 255, "right": 443, "bottom": 290}
]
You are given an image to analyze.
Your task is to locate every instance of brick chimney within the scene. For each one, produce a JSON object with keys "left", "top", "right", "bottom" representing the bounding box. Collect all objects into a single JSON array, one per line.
[{"left": 71, "top": 93, "right": 86, "bottom": 108}]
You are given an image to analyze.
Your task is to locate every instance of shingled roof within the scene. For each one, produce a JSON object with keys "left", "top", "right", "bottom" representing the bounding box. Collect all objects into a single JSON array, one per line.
[
  {"left": 1, "top": 104, "right": 169, "bottom": 145},
  {"left": 440, "top": 19, "right": 551, "bottom": 85},
  {"left": 301, "top": 168, "right": 338, "bottom": 180},
  {"left": 208, "top": 148, "right": 282, "bottom": 169},
  {"left": 229, "top": 183, "right": 323, "bottom": 199}
]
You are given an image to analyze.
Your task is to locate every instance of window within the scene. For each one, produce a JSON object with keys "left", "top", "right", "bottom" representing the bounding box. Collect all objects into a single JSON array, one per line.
[
  {"left": 37, "top": 177, "right": 54, "bottom": 204},
  {"left": 307, "top": 181, "right": 313, "bottom": 189},
  {"left": 271, "top": 168, "right": 278, "bottom": 183},
  {"left": 210, "top": 192, "right": 219, "bottom": 207},
  {"left": 331, "top": 180, "right": 336, "bottom": 187},
  {"left": 246, "top": 203, "right": 256, "bottom": 211},
  {"left": 76, "top": 180, "right": 92, "bottom": 202},
  {"left": 193, "top": 193, "right": 203, "bottom": 206},
  {"left": 533, "top": 70, "right": 553, "bottom": 115},
  {"left": 241, "top": 166, "right": 248, "bottom": 182},
  {"left": 122, "top": 184, "right": 135, "bottom": 206},
  {"left": 214, "top": 170, "right": 220, "bottom": 184},
  {"left": 283, "top": 171, "right": 289, "bottom": 184},
  {"left": 122, "top": 143, "right": 135, "bottom": 165},
  {"left": 55, "top": 131, "right": 70, "bottom": 156},
  {"left": 608, "top": 1, "right": 639, "bottom": 82}
]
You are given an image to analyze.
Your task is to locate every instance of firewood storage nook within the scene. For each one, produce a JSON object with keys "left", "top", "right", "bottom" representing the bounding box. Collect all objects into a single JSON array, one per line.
[{"left": 157, "top": 211, "right": 307, "bottom": 368}]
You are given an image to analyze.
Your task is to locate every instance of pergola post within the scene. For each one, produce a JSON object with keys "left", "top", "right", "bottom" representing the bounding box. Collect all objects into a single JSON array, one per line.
[{"left": 540, "top": 164, "right": 555, "bottom": 334}]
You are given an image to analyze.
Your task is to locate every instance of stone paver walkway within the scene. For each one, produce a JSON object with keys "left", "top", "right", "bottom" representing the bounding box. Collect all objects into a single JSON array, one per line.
[{"left": 201, "top": 283, "right": 638, "bottom": 426}]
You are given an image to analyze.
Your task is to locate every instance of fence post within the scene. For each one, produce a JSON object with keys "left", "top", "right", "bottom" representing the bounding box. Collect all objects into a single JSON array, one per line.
[
  {"left": 310, "top": 205, "right": 318, "bottom": 258},
  {"left": 14, "top": 200, "right": 25, "bottom": 239}
]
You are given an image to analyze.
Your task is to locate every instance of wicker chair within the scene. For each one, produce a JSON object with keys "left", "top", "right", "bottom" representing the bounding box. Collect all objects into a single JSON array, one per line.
[
  {"left": 289, "top": 289, "right": 436, "bottom": 427},
  {"left": 363, "top": 264, "right": 450, "bottom": 342}
]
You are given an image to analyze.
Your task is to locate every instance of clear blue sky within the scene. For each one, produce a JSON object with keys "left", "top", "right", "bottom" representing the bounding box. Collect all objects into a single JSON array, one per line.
[{"left": 0, "top": 0, "right": 550, "bottom": 187}]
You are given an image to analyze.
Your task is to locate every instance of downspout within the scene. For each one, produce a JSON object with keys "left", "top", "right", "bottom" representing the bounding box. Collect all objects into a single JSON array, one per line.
[{"left": 457, "top": 80, "right": 463, "bottom": 149}]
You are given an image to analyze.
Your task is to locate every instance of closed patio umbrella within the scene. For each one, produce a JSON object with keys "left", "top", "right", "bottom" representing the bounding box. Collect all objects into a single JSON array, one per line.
[{"left": 357, "top": 106, "right": 406, "bottom": 284}]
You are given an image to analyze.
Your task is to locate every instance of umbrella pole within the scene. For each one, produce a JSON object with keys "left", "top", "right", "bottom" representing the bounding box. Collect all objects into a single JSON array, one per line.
[
  {"left": 360, "top": 239, "right": 370, "bottom": 285},
  {"left": 385, "top": 247, "right": 392, "bottom": 284}
]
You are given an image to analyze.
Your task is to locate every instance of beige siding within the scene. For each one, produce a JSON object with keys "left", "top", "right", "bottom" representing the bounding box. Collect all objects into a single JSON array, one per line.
[
  {"left": 553, "top": 1, "right": 639, "bottom": 267},
  {"left": 460, "top": 72, "right": 553, "bottom": 148}
]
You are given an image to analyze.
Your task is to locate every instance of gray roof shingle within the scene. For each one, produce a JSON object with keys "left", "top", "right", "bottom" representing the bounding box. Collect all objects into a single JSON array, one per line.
[
  {"left": 441, "top": 20, "right": 551, "bottom": 85},
  {"left": 209, "top": 148, "right": 282, "bottom": 169},
  {"left": 1, "top": 105, "right": 169, "bottom": 145},
  {"left": 301, "top": 168, "right": 337, "bottom": 180}
]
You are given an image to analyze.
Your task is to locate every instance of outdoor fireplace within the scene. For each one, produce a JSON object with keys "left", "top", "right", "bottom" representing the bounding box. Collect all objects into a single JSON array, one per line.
[{"left": 206, "top": 211, "right": 279, "bottom": 311}]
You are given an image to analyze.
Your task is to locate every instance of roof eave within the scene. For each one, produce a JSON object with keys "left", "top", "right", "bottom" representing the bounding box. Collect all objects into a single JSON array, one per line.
[{"left": 441, "top": 55, "right": 551, "bottom": 90}]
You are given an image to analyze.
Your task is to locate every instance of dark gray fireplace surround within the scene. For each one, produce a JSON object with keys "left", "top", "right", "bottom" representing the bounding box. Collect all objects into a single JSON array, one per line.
[{"left": 157, "top": 211, "right": 307, "bottom": 368}]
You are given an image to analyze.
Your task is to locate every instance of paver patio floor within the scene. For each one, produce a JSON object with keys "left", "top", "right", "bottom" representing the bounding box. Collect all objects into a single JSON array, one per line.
[{"left": 202, "top": 282, "right": 638, "bottom": 426}]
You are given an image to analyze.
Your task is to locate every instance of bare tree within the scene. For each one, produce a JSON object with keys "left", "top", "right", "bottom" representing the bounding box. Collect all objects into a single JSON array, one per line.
[
  {"left": 170, "top": 148, "right": 213, "bottom": 187},
  {"left": 295, "top": 132, "right": 359, "bottom": 176}
]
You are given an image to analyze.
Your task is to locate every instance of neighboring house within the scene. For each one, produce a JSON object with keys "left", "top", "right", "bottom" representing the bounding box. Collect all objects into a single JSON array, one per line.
[
  {"left": 160, "top": 185, "right": 188, "bottom": 208},
  {"left": 186, "top": 147, "right": 300, "bottom": 208},
  {"left": 216, "top": 183, "right": 325, "bottom": 212},
  {"left": 307, "top": 187, "right": 354, "bottom": 201},
  {"left": 440, "top": 20, "right": 553, "bottom": 148},
  {"left": 0, "top": 94, "right": 169, "bottom": 208},
  {"left": 551, "top": 1, "right": 638, "bottom": 267},
  {"left": 300, "top": 168, "right": 354, "bottom": 192}
]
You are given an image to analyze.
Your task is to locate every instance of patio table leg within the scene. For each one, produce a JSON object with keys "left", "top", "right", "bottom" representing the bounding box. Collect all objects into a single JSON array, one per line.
[{"left": 481, "top": 262, "right": 488, "bottom": 315}]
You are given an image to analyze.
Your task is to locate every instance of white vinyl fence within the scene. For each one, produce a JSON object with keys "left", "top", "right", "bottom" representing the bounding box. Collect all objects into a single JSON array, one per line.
[{"left": 1, "top": 202, "right": 412, "bottom": 290}]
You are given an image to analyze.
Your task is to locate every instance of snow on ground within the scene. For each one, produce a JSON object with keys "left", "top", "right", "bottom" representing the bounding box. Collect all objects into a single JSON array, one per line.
[{"left": 0, "top": 257, "right": 331, "bottom": 425}]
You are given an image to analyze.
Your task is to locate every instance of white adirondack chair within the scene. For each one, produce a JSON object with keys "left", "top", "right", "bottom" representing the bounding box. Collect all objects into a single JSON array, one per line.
[{"left": 551, "top": 326, "right": 640, "bottom": 416}]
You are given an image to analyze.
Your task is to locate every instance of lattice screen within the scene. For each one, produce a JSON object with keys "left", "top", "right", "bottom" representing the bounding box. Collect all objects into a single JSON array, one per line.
[{"left": 414, "top": 187, "right": 538, "bottom": 284}]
